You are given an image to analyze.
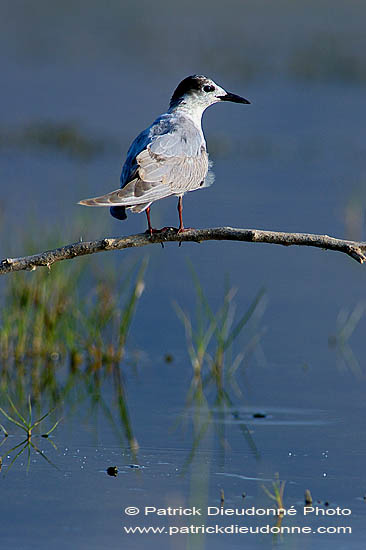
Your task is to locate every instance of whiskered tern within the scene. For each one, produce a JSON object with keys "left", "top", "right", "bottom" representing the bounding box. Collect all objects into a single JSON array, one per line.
[{"left": 79, "top": 75, "right": 250, "bottom": 234}]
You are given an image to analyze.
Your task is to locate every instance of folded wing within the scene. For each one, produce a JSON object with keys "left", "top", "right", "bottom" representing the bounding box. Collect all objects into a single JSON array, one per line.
[{"left": 79, "top": 115, "right": 209, "bottom": 208}]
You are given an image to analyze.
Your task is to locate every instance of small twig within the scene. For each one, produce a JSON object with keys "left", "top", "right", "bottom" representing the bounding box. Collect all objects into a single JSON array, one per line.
[{"left": 1, "top": 226, "right": 366, "bottom": 275}]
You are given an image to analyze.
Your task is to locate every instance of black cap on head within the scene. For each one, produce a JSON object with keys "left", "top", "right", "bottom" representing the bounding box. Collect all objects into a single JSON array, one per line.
[{"left": 170, "top": 75, "right": 206, "bottom": 107}]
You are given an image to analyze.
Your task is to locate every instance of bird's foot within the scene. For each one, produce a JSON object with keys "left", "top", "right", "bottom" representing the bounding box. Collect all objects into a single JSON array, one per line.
[
  {"left": 177, "top": 227, "right": 195, "bottom": 246},
  {"left": 177, "top": 227, "right": 195, "bottom": 234},
  {"left": 159, "top": 226, "right": 177, "bottom": 234},
  {"left": 145, "top": 227, "right": 160, "bottom": 236},
  {"left": 145, "top": 226, "right": 177, "bottom": 236},
  {"left": 145, "top": 226, "right": 176, "bottom": 248}
]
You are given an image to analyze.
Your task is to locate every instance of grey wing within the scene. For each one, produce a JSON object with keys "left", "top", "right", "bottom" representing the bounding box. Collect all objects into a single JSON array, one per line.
[
  {"left": 120, "top": 114, "right": 178, "bottom": 187},
  {"left": 120, "top": 126, "right": 150, "bottom": 188},
  {"left": 138, "top": 118, "right": 209, "bottom": 194},
  {"left": 79, "top": 116, "right": 210, "bottom": 208}
]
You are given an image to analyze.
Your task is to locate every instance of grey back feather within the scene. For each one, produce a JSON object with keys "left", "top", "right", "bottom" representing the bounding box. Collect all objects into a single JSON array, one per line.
[{"left": 79, "top": 112, "right": 213, "bottom": 209}]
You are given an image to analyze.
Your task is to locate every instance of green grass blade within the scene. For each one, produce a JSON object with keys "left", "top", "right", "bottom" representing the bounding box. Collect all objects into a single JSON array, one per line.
[
  {"left": 223, "top": 287, "right": 266, "bottom": 351},
  {"left": 118, "top": 258, "right": 148, "bottom": 350},
  {"left": 0, "top": 423, "right": 9, "bottom": 437},
  {"left": 0, "top": 406, "right": 28, "bottom": 432},
  {"left": 26, "top": 443, "right": 31, "bottom": 473},
  {"left": 3, "top": 441, "right": 28, "bottom": 474},
  {"left": 30, "top": 408, "right": 56, "bottom": 430},
  {"left": 27, "top": 395, "right": 32, "bottom": 426},
  {"left": 30, "top": 440, "right": 60, "bottom": 471},
  {"left": 7, "top": 395, "right": 28, "bottom": 427},
  {"left": 42, "top": 417, "right": 62, "bottom": 437}
]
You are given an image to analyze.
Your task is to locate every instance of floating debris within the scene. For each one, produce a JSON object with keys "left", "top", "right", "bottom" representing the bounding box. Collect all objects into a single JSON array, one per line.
[{"left": 253, "top": 412, "right": 266, "bottom": 419}]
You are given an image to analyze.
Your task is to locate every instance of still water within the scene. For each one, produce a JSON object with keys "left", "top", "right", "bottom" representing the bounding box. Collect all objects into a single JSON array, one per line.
[{"left": 1, "top": 1, "right": 366, "bottom": 548}]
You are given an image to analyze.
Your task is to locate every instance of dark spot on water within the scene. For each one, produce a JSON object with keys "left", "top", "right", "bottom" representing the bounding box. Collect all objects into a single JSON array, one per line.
[
  {"left": 164, "top": 353, "right": 174, "bottom": 363},
  {"left": 253, "top": 412, "right": 266, "bottom": 418},
  {"left": 107, "top": 466, "right": 118, "bottom": 477}
]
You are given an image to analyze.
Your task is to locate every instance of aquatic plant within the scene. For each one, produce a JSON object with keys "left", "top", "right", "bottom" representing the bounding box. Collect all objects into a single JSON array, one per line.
[
  {"left": 0, "top": 254, "right": 147, "bottom": 458},
  {"left": 175, "top": 264, "right": 266, "bottom": 383},
  {"left": 0, "top": 395, "right": 61, "bottom": 472},
  {"left": 262, "top": 472, "right": 286, "bottom": 512},
  {"left": 175, "top": 266, "right": 266, "bottom": 468},
  {"left": 0, "top": 258, "right": 147, "bottom": 381}
]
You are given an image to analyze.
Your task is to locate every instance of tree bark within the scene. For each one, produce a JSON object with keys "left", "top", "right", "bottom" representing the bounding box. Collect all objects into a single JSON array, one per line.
[{"left": 1, "top": 227, "right": 365, "bottom": 275}]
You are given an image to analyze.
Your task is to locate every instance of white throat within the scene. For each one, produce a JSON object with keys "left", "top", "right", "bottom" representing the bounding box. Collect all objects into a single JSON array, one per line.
[{"left": 169, "top": 96, "right": 214, "bottom": 131}]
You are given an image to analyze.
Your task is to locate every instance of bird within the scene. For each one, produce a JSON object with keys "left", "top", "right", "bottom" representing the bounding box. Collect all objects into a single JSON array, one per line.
[{"left": 78, "top": 75, "right": 250, "bottom": 235}]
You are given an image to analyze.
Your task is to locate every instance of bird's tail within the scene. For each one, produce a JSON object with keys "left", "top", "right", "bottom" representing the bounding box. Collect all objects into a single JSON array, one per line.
[
  {"left": 78, "top": 185, "right": 151, "bottom": 218},
  {"left": 78, "top": 188, "right": 124, "bottom": 207}
]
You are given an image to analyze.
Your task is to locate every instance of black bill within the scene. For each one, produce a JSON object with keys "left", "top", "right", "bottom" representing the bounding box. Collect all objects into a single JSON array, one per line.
[{"left": 219, "top": 92, "right": 250, "bottom": 104}]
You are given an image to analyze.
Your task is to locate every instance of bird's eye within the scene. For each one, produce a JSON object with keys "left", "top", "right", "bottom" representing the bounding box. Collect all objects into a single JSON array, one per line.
[{"left": 203, "top": 85, "right": 215, "bottom": 93}]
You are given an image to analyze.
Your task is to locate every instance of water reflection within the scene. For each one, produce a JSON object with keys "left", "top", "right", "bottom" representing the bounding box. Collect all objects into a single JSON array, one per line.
[
  {"left": 0, "top": 256, "right": 148, "bottom": 470},
  {"left": 328, "top": 303, "right": 365, "bottom": 376},
  {"left": 1, "top": 1, "right": 366, "bottom": 547},
  {"left": 0, "top": 266, "right": 266, "bottom": 473},
  {"left": 0, "top": 396, "right": 60, "bottom": 472},
  {"left": 175, "top": 276, "right": 266, "bottom": 468}
]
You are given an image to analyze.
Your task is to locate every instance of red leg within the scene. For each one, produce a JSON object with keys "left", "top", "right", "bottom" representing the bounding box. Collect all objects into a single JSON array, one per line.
[
  {"left": 146, "top": 206, "right": 153, "bottom": 236},
  {"left": 177, "top": 196, "right": 184, "bottom": 232},
  {"left": 177, "top": 196, "right": 194, "bottom": 233}
]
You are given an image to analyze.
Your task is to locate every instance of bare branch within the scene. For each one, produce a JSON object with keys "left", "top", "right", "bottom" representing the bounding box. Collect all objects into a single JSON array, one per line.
[{"left": 1, "top": 227, "right": 366, "bottom": 275}]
